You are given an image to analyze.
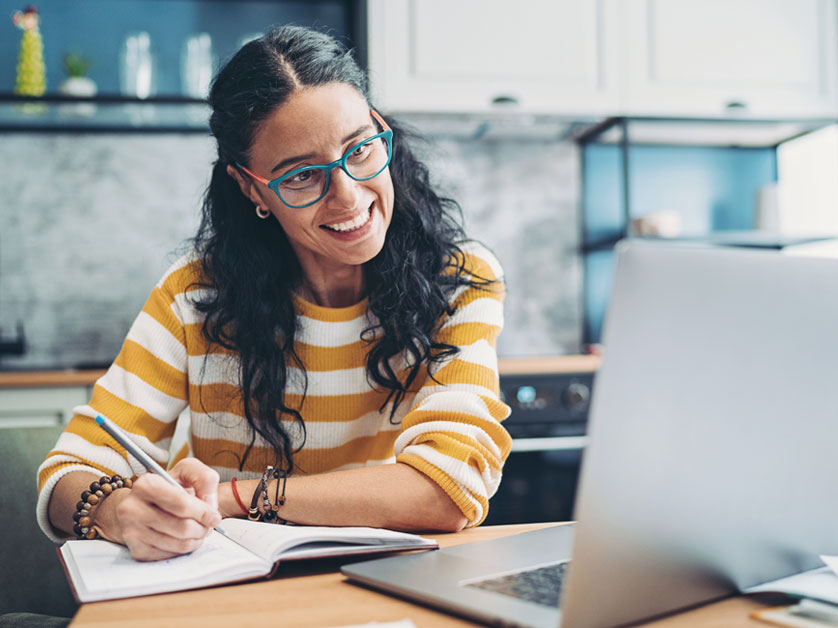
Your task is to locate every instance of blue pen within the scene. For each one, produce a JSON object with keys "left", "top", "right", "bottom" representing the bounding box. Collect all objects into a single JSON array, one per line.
[{"left": 94, "top": 414, "right": 227, "bottom": 535}]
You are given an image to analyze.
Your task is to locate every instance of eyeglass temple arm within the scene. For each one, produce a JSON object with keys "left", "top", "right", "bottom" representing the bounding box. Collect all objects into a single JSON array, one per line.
[
  {"left": 371, "top": 108, "right": 390, "bottom": 131},
  {"left": 236, "top": 162, "right": 270, "bottom": 185},
  {"left": 237, "top": 109, "right": 389, "bottom": 184}
]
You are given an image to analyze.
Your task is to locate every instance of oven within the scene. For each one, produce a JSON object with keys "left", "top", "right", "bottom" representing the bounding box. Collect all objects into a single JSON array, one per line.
[{"left": 486, "top": 361, "right": 597, "bottom": 525}]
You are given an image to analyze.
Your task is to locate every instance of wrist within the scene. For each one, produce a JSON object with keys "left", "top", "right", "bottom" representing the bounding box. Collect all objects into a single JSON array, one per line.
[
  {"left": 90, "top": 487, "right": 131, "bottom": 545},
  {"left": 219, "top": 480, "right": 250, "bottom": 518}
]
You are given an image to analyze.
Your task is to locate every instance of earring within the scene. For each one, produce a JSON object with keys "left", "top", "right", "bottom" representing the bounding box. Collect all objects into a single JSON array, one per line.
[{"left": 255, "top": 205, "right": 270, "bottom": 219}]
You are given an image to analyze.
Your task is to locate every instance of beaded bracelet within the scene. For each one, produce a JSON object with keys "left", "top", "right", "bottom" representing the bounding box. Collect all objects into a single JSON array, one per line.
[
  {"left": 260, "top": 466, "right": 276, "bottom": 523},
  {"left": 73, "top": 474, "right": 138, "bottom": 540},
  {"left": 247, "top": 467, "right": 271, "bottom": 521},
  {"left": 247, "top": 466, "right": 288, "bottom": 524}
]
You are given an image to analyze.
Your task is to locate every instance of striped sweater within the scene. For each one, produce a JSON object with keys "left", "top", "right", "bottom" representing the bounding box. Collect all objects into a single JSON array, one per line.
[{"left": 37, "top": 243, "right": 511, "bottom": 542}]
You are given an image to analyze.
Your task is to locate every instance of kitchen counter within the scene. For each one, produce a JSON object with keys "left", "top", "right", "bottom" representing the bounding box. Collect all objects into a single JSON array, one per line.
[
  {"left": 498, "top": 354, "right": 600, "bottom": 374},
  {"left": 0, "top": 355, "right": 600, "bottom": 390},
  {"left": 0, "top": 369, "right": 107, "bottom": 389}
]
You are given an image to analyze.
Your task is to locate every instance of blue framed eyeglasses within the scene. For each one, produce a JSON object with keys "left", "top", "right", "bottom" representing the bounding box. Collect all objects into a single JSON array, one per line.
[{"left": 237, "top": 109, "right": 393, "bottom": 209}]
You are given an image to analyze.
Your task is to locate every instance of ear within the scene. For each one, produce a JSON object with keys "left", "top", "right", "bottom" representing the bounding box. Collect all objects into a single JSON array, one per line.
[{"left": 226, "top": 164, "right": 261, "bottom": 206}]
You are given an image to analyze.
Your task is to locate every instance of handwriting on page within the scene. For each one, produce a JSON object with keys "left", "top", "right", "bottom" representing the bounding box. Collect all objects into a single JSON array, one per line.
[{"left": 74, "top": 533, "right": 263, "bottom": 594}]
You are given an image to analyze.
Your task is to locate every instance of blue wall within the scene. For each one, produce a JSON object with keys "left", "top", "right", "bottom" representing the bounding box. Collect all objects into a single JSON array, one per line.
[
  {"left": 1, "top": 0, "right": 352, "bottom": 95},
  {"left": 582, "top": 144, "right": 778, "bottom": 343}
]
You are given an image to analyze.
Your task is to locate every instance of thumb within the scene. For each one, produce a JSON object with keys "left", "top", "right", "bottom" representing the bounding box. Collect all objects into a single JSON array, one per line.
[{"left": 170, "top": 458, "right": 221, "bottom": 523}]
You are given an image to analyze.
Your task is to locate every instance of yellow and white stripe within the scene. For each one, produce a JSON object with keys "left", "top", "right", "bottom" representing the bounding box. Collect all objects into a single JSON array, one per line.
[{"left": 37, "top": 243, "right": 511, "bottom": 542}]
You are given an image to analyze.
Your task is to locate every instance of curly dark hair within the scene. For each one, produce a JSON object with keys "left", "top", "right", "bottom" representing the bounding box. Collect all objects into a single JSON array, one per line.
[{"left": 191, "top": 25, "right": 491, "bottom": 474}]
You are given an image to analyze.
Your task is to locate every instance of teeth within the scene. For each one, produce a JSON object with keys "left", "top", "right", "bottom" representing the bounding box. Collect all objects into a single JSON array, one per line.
[{"left": 326, "top": 206, "right": 372, "bottom": 233}]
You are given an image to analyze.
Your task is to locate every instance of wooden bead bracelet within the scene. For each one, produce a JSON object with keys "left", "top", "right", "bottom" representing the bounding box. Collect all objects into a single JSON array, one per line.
[{"left": 73, "top": 473, "right": 139, "bottom": 540}]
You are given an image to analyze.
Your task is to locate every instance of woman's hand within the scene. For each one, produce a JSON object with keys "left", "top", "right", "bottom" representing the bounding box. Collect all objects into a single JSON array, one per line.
[{"left": 98, "top": 458, "right": 223, "bottom": 561}]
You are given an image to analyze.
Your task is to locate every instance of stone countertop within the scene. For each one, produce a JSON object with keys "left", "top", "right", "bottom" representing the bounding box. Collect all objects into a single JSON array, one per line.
[{"left": 0, "top": 355, "right": 600, "bottom": 390}]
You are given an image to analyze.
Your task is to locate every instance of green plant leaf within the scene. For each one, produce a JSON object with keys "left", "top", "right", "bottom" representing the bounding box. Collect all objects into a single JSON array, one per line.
[{"left": 62, "top": 52, "right": 92, "bottom": 77}]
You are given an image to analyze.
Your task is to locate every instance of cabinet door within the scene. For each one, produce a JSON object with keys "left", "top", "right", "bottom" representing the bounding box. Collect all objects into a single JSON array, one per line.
[
  {"left": 623, "top": 0, "right": 838, "bottom": 117},
  {"left": 366, "top": 0, "right": 619, "bottom": 115},
  {"left": 0, "top": 387, "right": 89, "bottom": 428}
]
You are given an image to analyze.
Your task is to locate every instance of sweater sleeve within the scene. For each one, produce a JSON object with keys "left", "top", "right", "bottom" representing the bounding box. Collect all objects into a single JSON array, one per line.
[
  {"left": 36, "top": 256, "right": 196, "bottom": 542},
  {"left": 393, "top": 244, "right": 512, "bottom": 527}
]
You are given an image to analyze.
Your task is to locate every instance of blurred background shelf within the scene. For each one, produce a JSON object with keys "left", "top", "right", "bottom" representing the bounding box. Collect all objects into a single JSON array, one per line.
[
  {"left": 582, "top": 232, "right": 838, "bottom": 253},
  {"left": 577, "top": 116, "right": 837, "bottom": 148},
  {"left": 0, "top": 93, "right": 211, "bottom": 133}
]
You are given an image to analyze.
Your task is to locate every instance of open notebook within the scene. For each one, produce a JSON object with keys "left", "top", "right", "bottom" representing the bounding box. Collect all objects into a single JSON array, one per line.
[{"left": 58, "top": 517, "right": 437, "bottom": 602}]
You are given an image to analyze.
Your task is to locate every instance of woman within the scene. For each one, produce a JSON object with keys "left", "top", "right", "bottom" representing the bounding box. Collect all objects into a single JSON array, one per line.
[{"left": 38, "top": 25, "right": 510, "bottom": 561}]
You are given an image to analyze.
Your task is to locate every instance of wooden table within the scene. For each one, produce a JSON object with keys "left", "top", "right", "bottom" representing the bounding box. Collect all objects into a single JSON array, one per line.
[{"left": 69, "top": 523, "right": 774, "bottom": 628}]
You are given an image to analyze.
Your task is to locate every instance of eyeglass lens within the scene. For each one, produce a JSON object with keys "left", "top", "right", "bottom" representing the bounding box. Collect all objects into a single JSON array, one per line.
[{"left": 276, "top": 135, "right": 390, "bottom": 207}]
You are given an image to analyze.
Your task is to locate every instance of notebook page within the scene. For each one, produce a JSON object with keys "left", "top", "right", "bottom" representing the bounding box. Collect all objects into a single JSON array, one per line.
[
  {"left": 746, "top": 566, "right": 838, "bottom": 605},
  {"left": 63, "top": 530, "right": 270, "bottom": 601},
  {"left": 220, "top": 518, "right": 435, "bottom": 562}
]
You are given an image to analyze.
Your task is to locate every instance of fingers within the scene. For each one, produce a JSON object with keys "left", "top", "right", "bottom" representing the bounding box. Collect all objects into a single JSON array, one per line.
[
  {"left": 126, "top": 533, "right": 204, "bottom": 562},
  {"left": 131, "top": 473, "right": 221, "bottom": 529},
  {"left": 170, "top": 458, "right": 221, "bottom": 514},
  {"left": 146, "top": 499, "right": 213, "bottom": 540},
  {"left": 114, "top": 459, "right": 223, "bottom": 562},
  {"left": 116, "top": 496, "right": 208, "bottom": 561}
]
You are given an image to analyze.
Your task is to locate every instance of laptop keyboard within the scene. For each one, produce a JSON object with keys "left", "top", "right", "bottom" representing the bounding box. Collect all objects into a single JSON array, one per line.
[{"left": 465, "top": 561, "right": 570, "bottom": 608}]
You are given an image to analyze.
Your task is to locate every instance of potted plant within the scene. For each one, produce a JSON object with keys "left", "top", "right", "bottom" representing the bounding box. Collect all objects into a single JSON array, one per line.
[{"left": 59, "top": 52, "right": 96, "bottom": 97}]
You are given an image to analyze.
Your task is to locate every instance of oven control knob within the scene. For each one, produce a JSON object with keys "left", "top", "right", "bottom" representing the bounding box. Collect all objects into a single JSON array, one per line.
[{"left": 562, "top": 382, "right": 590, "bottom": 411}]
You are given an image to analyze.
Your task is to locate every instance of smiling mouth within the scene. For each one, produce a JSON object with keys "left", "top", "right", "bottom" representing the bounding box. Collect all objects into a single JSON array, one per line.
[{"left": 322, "top": 203, "right": 374, "bottom": 233}]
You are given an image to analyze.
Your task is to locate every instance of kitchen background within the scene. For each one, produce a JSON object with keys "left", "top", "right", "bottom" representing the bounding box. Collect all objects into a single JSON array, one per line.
[
  {"left": 0, "top": 0, "right": 584, "bottom": 370},
  {"left": 2, "top": 0, "right": 838, "bottom": 370},
  {"left": 3, "top": 1, "right": 838, "bottom": 618},
  {"left": 0, "top": 129, "right": 581, "bottom": 368}
]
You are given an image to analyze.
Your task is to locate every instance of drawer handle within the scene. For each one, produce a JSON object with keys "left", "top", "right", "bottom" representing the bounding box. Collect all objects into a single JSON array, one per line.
[
  {"left": 491, "top": 94, "right": 519, "bottom": 107},
  {"left": 724, "top": 100, "right": 748, "bottom": 113}
]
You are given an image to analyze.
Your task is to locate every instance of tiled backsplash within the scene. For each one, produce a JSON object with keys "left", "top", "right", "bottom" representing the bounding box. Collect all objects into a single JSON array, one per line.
[{"left": 0, "top": 130, "right": 581, "bottom": 369}]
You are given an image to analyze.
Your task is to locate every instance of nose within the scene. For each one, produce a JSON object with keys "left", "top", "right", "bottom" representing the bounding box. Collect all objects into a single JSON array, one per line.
[{"left": 323, "top": 166, "right": 359, "bottom": 209}]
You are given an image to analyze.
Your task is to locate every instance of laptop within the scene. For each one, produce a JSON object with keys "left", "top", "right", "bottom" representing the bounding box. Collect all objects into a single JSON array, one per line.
[{"left": 343, "top": 241, "right": 838, "bottom": 628}]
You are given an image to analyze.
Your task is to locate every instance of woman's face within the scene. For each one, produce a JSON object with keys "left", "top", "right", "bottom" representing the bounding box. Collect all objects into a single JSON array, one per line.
[{"left": 236, "top": 83, "right": 394, "bottom": 276}]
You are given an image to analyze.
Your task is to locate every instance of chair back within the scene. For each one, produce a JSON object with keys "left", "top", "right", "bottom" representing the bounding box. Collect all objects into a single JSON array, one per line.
[{"left": 0, "top": 426, "right": 77, "bottom": 618}]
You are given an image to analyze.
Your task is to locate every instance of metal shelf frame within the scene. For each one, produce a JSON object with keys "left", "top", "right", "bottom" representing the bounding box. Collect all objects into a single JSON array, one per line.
[
  {"left": 576, "top": 115, "right": 838, "bottom": 344},
  {"left": 0, "top": 93, "right": 211, "bottom": 134}
]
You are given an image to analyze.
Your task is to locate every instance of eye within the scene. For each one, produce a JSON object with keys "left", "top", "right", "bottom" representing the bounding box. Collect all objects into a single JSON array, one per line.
[
  {"left": 280, "top": 168, "right": 322, "bottom": 191},
  {"left": 289, "top": 170, "right": 314, "bottom": 183},
  {"left": 348, "top": 140, "right": 378, "bottom": 164}
]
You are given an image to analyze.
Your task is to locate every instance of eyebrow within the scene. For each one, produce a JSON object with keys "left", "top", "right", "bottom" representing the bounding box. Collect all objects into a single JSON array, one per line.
[{"left": 269, "top": 123, "right": 375, "bottom": 174}]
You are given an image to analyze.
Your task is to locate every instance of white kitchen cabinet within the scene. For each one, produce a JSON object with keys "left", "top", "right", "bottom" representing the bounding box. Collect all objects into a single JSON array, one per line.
[
  {"left": 367, "top": 0, "right": 838, "bottom": 118},
  {"left": 366, "top": 0, "right": 620, "bottom": 115},
  {"left": 622, "top": 0, "right": 838, "bottom": 117},
  {"left": 0, "top": 386, "right": 90, "bottom": 428}
]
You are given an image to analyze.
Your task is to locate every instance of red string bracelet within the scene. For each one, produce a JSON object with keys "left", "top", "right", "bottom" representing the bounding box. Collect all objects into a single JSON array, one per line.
[{"left": 230, "top": 477, "right": 248, "bottom": 516}]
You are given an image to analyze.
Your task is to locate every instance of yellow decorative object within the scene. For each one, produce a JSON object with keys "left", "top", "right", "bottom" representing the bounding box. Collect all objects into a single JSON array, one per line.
[{"left": 12, "top": 5, "right": 46, "bottom": 96}]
